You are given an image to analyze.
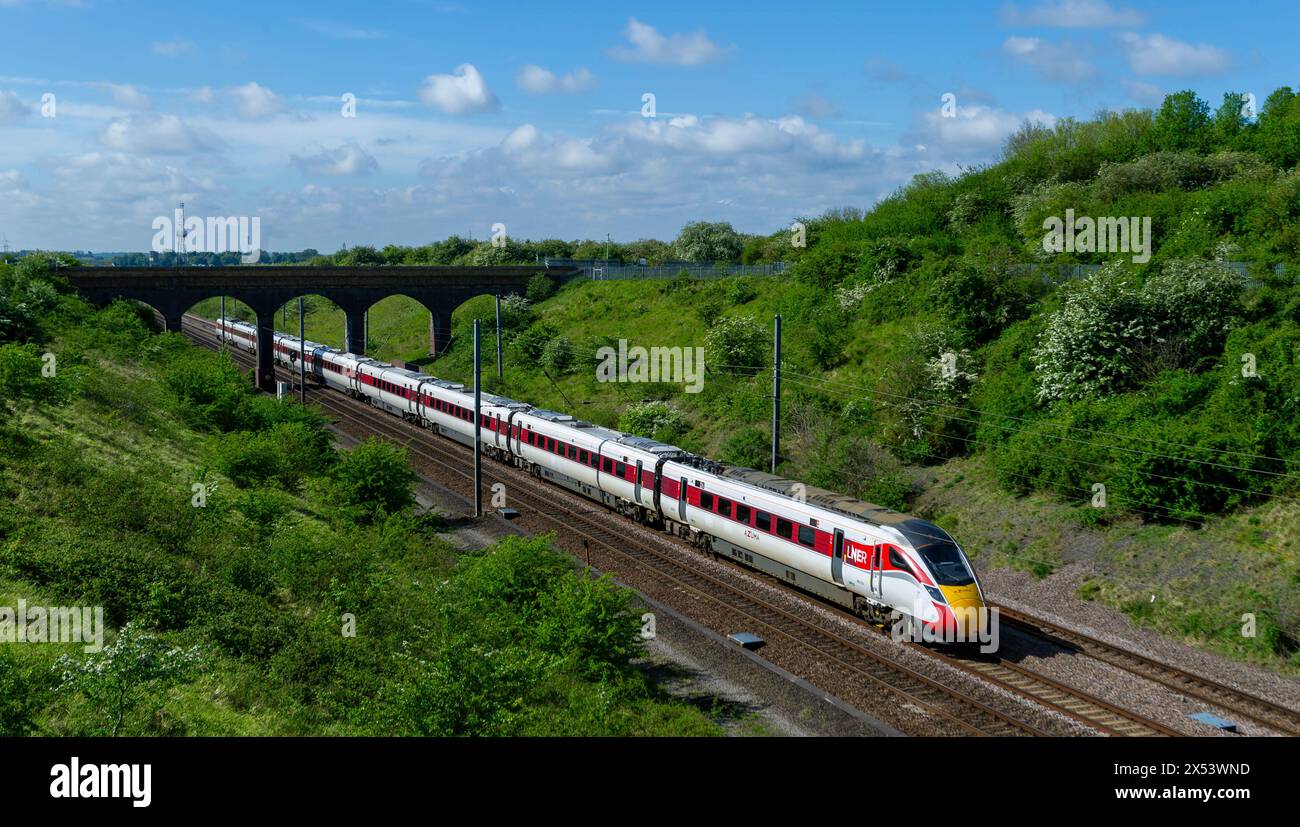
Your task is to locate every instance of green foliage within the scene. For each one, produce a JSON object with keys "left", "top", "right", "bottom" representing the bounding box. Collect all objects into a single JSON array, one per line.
[
  {"left": 1032, "top": 260, "right": 1244, "bottom": 403},
  {"left": 0, "top": 342, "right": 75, "bottom": 415},
  {"left": 0, "top": 650, "right": 41, "bottom": 735},
  {"left": 533, "top": 573, "right": 641, "bottom": 679},
  {"left": 618, "top": 401, "right": 687, "bottom": 443},
  {"left": 329, "top": 437, "right": 416, "bottom": 522},
  {"left": 722, "top": 426, "right": 770, "bottom": 468},
  {"left": 526, "top": 273, "right": 557, "bottom": 302},
  {"left": 540, "top": 334, "right": 576, "bottom": 375},
  {"left": 704, "top": 315, "right": 766, "bottom": 374},
  {"left": 55, "top": 622, "right": 204, "bottom": 736}
]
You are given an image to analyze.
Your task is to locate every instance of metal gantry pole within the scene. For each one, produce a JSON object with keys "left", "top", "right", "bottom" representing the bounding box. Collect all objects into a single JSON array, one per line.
[
  {"left": 495, "top": 294, "right": 503, "bottom": 381},
  {"left": 772, "top": 313, "right": 782, "bottom": 474},
  {"left": 473, "top": 319, "right": 483, "bottom": 518},
  {"left": 219, "top": 296, "right": 226, "bottom": 353},
  {"left": 298, "top": 297, "right": 305, "bottom": 406},
  {"left": 363, "top": 310, "right": 369, "bottom": 355}
]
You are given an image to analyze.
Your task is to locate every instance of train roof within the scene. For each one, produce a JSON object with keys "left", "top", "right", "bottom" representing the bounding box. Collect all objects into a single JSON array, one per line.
[
  {"left": 717, "top": 465, "right": 916, "bottom": 529},
  {"left": 615, "top": 434, "right": 687, "bottom": 456}
]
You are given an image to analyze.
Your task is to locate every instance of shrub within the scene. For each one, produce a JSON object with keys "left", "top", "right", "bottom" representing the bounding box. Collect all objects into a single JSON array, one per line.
[
  {"left": 329, "top": 437, "right": 416, "bottom": 522},
  {"left": 618, "top": 401, "right": 687, "bottom": 443},
  {"left": 540, "top": 335, "right": 576, "bottom": 375},
  {"left": 722, "top": 426, "right": 770, "bottom": 468},
  {"left": 525, "top": 274, "right": 556, "bottom": 303},
  {"left": 704, "top": 315, "right": 767, "bottom": 375},
  {"left": 1032, "top": 260, "right": 1244, "bottom": 403},
  {"left": 533, "top": 573, "right": 642, "bottom": 679}
]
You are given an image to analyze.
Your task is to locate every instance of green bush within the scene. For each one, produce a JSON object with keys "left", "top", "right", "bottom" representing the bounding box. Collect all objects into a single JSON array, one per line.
[
  {"left": 525, "top": 274, "right": 557, "bottom": 303},
  {"left": 704, "top": 315, "right": 767, "bottom": 375},
  {"left": 722, "top": 426, "right": 770, "bottom": 468},
  {"left": 618, "top": 401, "right": 687, "bottom": 443},
  {"left": 328, "top": 437, "right": 416, "bottom": 522}
]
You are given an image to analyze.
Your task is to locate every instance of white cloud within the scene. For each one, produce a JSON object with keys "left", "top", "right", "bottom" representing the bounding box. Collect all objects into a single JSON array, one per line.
[
  {"left": 0, "top": 90, "right": 32, "bottom": 122},
  {"left": 226, "top": 81, "right": 286, "bottom": 120},
  {"left": 516, "top": 64, "right": 596, "bottom": 95},
  {"left": 1002, "top": 36, "right": 1096, "bottom": 82},
  {"left": 98, "top": 82, "right": 151, "bottom": 109},
  {"left": 1117, "top": 32, "right": 1230, "bottom": 76},
  {"left": 151, "top": 39, "right": 194, "bottom": 57},
  {"left": 912, "top": 102, "right": 1057, "bottom": 156},
  {"left": 99, "top": 114, "right": 223, "bottom": 155},
  {"left": 607, "top": 17, "right": 731, "bottom": 66},
  {"left": 1001, "top": 0, "right": 1143, "bottom": 27},
  {"left": 418, "top": 63, "right": 499, "bottom": 114},
  {"left": 291, "top": 142, "right": 379, "bottom": 176}
]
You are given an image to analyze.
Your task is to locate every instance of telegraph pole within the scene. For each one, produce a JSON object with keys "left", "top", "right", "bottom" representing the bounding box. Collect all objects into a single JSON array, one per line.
[
  {"left": 771, "top": 314, "right": 782, "bottom": 474},
  {"left": 363, "top": 310, "right": 369, "bottom": 355},
  {"left": 495, "top": 294, "right": 503, "bottom": 380},
  {"left": 298, "top": 297, "right": 306, "bottom": 405},
  {"left": 473, "top": 320, "right": 483, "bottom": 518}
]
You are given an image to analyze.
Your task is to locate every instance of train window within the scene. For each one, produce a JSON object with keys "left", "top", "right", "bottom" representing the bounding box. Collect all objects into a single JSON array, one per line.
[
  {"left": 716, "top": 498, "right": 731, "bottom": 518},
  {"left": 736, "top": 505, "right": 751, "bottom": 524},
  {"left": 700, "top": 492, "right": 714, "bottom": 510},
  {"left": 580, "top": 450, "right": 590, "bottom": 465},
  {"left": 756, "top": 511, "right": 771, "bottom": 532},
  {"left": 603, "top": 458, "right": 613, "bottom": 473},
  {"left": 797, "top": 525, "right": 816, "bottom": 547},
  {"left": 888, "top": 548, "right": 914, "bottom": 576},
  {"left": 776, "top": 518, "right": 793, "bottom": 539},
  {"left": 615, "top": 462, "right": 625, "bottom": 477}
]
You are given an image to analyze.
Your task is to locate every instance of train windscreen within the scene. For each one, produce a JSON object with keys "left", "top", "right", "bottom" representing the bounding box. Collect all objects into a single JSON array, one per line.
[{"left": 914, "top": 540, "right": 975, "bottom": 587}]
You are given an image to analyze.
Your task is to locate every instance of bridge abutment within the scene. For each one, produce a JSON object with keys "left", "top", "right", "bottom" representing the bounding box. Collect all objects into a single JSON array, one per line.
[{"left": 254, "top": 309, "right": 277, "bottom": 392}]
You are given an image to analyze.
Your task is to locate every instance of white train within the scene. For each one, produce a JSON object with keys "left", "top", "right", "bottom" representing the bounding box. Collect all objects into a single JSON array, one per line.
[{"left": 218, "top": 317, "right": 987, "bottom": 640}]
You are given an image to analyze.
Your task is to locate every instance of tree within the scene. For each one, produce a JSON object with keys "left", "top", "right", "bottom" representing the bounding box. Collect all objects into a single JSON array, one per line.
[
  {"left": 672, "top": 221, "right": 744, "bottom": 263},
  {"left": 55, "top": 622, "right": 203, "bottom": 736},
  {"left": 1147, "top": 90, "right": 1211, "bottom": 153}
]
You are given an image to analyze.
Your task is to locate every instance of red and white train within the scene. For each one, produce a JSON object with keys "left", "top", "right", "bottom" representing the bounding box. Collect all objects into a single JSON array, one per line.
[{"left": 218, "top": 316, "right": 987, "bottom": 640}]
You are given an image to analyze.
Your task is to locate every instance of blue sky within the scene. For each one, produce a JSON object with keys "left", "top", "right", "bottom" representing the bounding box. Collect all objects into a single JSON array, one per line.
[{"left": 0, "top": 0, "right": 1294, "bottom": 251}]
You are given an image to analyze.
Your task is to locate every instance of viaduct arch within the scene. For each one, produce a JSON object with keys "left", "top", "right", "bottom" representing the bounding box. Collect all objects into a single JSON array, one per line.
[{"left": 66, "top": 265, "right": 576, "bottom": 390}]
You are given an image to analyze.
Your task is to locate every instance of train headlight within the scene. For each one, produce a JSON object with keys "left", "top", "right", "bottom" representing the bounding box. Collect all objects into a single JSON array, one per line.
[{"left": 925, "top": 585, "right": 946, "bottom": 604}]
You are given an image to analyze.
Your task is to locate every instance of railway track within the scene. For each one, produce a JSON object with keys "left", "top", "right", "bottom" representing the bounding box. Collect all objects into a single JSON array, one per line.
[
  {"left": 176, "top": 314, "right": 1214, "bottom": 736},
  {"left": 179, "top": 317, "right": 1054, "bottom": 735},
  {"left": 998, "top": 606, "right": 1300, "bottom": 735}
]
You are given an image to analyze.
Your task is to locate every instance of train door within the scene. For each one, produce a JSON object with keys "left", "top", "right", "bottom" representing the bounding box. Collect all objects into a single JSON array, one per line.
[
  {"left": 831, "top": 529, "right": 846, "bottom": 586},
  {"left": 634, "top": 460, "right": 643, "bottom": 504},
  {"left": 678, "top": 476, "right": 687, "bottom": 521},
  {"left": 870, "top": 545, "right": 883, "bottom": 598}
]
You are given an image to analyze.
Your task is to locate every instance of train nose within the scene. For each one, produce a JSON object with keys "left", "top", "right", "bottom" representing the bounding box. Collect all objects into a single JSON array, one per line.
[{"left": 939, "top": 585, "right": 987, "bottom": 639}]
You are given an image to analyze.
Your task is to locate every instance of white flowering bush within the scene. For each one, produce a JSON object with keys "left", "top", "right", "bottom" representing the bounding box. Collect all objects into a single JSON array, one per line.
[
  {"left": 1032, "top": 260, "right": 1243, "bottom": 403},
  {"left": 704, "top": 315, "right": 767, "bottom": 374},
  {"left": 55, "top": 622, "right": 204, "bottom": 736}
]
